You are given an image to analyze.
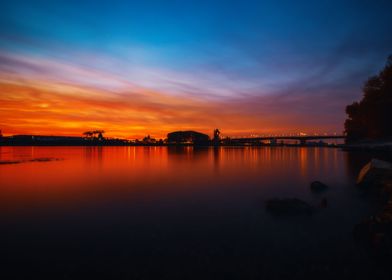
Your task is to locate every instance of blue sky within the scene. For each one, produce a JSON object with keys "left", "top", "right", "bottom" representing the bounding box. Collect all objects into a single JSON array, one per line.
[{"left": 1, "top": 0, "right": 392, "bottom": 137}]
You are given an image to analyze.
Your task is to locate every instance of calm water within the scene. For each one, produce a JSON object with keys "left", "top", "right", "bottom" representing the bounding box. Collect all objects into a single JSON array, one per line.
[{"left": 0, "top": 146, "right": 388, "bottom": 279}]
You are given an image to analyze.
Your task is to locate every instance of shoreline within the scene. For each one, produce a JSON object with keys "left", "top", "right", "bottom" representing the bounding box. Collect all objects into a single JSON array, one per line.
[
  {"left": 343, "top": 142, "right": 392, "bottom": 152},
  {"left": 0, "top": 143, "right": 343, "bottom": 148},
  {"left": 354, "top": 159, "right": 392, "bottom": 259}
]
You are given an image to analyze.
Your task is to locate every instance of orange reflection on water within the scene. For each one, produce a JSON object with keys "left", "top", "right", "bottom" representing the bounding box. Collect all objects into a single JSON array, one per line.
[{"left": 0, "top": 146, "right": 344, "bottom": 213}]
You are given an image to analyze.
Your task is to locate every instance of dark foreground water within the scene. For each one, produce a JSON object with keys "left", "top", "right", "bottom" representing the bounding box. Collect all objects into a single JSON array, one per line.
[{"left": 0, "top": 146, "right": 389, "bottom": 279}]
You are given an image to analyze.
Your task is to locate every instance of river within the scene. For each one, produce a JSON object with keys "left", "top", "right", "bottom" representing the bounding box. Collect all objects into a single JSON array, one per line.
[{"left": 0, "top": 146, "right": 389, "bottom": 279}]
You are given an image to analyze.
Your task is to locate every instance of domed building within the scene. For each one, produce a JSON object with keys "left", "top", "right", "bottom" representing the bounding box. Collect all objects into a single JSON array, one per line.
[{"left": 167, "top": 131, "right": 210, "bottom": 145}]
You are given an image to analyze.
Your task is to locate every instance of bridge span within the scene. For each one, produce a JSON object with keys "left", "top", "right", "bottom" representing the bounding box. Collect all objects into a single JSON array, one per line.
[{"left": 229, "top": 135, "right": 345, "bottom": 145}]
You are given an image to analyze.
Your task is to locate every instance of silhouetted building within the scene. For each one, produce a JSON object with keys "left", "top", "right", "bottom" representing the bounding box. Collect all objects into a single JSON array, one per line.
[
  {"left": 213, "top": 128, "right": 221, "bottom": 146},
  {"left": 83, "top": 130, "right": 105, "bottom": 141},
  {"left": 167, "top": 131, "right": 210, "bottom": 145},
  {"left": 142, "top": 135, "right": 156, "bottom": 144}
]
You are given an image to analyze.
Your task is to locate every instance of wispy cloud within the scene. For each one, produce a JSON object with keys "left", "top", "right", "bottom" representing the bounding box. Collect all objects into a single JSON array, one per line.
[{"left": 1, "top": 0, "right": 392, "bottom": 137}]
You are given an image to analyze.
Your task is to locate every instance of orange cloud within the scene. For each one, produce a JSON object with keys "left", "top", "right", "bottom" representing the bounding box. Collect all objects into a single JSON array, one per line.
[
  {"left": 0, "top": 74, "right": 255, "bottom": 138},
  {"left": 0, "top": 72, "right": 344, "bottom": 139}
]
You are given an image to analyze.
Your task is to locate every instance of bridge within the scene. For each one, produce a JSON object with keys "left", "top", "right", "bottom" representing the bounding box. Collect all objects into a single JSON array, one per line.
[{"left": 229, "top": 135, "right": 346, "bottom": 145}]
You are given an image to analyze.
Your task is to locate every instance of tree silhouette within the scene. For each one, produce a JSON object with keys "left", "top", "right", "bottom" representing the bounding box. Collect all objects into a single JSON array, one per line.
[
  {"left": 345, "top": 55, "right": 392, "bottom": 142},
  {"left": 83, "top": 130, "right": 105, "bottom": 140}
]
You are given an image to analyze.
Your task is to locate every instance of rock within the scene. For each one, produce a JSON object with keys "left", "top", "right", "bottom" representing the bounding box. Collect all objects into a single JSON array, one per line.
[
  {"left": 353, "top": 197, "right": 392, "bottom": 257},
  {"left": 29, "top": 157, "right": 61, "bottom": 162},
  {"left": 384, "top": 181, "right": 392, "bottom": 194},
  {"left": 353, "top": 212, "right": 392, "bottom": 257},
  {"left": 0, "top": 160, "right": 22, "bottom": 164},
  {"left": 357, "top": 159, "right": 392, "bottom": 188},
  {"left": 0, "top": 158, "right": 62, "bottom": 165},
  {"left": 353, "top": 159, "right": 392, "bottom": 259},
  {"left": 266, "top": 198, "right": 314, "bottom": 216},
  {"left": 319, "top": 198, "right": 328, "bottom": 208},
  {"left": 310, "top": 181, "right": 328, "bottom": 192}
]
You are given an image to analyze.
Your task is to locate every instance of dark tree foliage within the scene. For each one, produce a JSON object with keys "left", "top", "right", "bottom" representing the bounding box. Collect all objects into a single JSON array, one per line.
[{"left": 345, "top": 55, "right": 392, "bottom": 142}]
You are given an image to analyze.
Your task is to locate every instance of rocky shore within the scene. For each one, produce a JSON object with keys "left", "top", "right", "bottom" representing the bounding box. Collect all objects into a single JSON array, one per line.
[
  {"left": 264, "top": 157, "right": 392, "bottom": 262},
  {"left": 353, "top": 159, "right": 392, "bottom": 259}
]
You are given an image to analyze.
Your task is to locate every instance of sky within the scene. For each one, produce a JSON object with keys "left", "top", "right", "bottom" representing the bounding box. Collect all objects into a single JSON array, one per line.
[{"left": 0, "top": 0, "right": 392, "bottom": 139}]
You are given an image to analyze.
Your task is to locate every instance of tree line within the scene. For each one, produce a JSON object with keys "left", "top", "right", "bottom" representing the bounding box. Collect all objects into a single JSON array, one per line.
[{"left": 345, "top": 55, "right": 392, "bottom": 143}]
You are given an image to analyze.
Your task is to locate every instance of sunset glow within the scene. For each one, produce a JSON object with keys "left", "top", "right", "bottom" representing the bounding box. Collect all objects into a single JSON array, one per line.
[
  {"left": 1, "top": 1, "right": 392, "bottom": 279},
  {"left": 1, "top": 1, "right": 391, "bottom": 138}
]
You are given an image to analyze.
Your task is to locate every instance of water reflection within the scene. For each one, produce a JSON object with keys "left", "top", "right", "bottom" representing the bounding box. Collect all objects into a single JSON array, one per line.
[
  {"left": 0, "top": 146, "right": 368, "bottom": 213},
  {"left": 0, "top": 146, "right": 386, "bottom": 278}
]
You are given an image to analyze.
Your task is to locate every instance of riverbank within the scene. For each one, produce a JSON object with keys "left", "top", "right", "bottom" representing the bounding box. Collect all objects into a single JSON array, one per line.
[
  {"left": 354, "top": 159, "right": 392, "bottom": 259},
  {"left": 0, "top": 134, "right": 345, "bottom": 147},
  {"left": 0, "top": 140, "right": 343, "bottom": 148},
  {"left": 343, "top": 141, "right": 392, "bottom": 152}
]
